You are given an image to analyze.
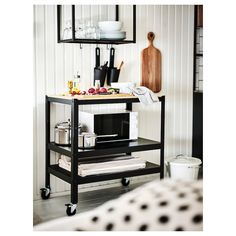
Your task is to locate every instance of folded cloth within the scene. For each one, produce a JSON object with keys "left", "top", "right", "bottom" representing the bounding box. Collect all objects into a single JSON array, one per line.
[
  {"left": 58, "top": 155, "right": 146, "bottom": 177},
  {"left": 131, "top": 86, "right": 159, "bottom": 105}
]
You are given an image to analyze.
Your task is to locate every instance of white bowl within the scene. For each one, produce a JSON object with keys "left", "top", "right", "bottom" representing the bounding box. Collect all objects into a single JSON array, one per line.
[{"left": 98, "top": 21, "right": 122, "bottom": 32}]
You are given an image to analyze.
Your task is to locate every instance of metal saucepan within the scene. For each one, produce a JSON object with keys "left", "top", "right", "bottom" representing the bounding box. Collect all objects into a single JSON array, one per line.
[{"left": 78, "top": 133, "right": 118, "bottom": 149}]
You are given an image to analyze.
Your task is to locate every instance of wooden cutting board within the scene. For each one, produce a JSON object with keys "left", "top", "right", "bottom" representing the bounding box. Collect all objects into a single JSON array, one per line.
[
  {"left": 52, "top": 93, "right": 136, "bottom": 100},
  {"left": 141, "top": 32, "right": 161, "bottom": 93}
]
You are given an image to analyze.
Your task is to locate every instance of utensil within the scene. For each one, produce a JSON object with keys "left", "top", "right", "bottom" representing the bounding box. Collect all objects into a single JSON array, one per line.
[
  {"left": 95, "top": 46, "right": 100, "bottom": 68},
  {"left": 141, "top": 32, "right": 162, "bottom": 93},
  {"left": 107, "top": 47, "right": 115, "bottom": 85},
  {"left": 118, "top": 61, "right": 124, "bottom": 70}
]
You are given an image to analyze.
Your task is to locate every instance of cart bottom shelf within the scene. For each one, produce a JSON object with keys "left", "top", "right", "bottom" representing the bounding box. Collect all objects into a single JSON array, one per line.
[{"left": 48, "top": 162, "right": 161, "bottom": 185}]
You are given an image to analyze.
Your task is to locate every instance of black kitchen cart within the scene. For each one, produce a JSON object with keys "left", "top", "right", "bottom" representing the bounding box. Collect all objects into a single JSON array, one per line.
[{"left": 41, "top": 95, "right": 165, "bottom": 216}]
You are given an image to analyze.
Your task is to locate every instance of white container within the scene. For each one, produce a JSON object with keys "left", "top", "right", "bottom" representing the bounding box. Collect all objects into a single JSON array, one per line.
[
  {"left": 111, "top": 82, "right": 136, "bottom": 94},
  {"left": 165, "top": 155, "right": 202, "bottom": 180}
]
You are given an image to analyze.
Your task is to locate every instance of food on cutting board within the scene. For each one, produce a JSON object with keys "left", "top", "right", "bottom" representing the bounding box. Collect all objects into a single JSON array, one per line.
[
  {"left": 88, "top": 87, "right": 96, "bottom": 94},
  {"left": 71, "top": 87, "right": 81, "bottom": 95},
  {"left": 65, "top": 80, "right": 122, "bottom": 96},
  {"left": 108, "top": 87, "right": 120, "bottom": 93}
]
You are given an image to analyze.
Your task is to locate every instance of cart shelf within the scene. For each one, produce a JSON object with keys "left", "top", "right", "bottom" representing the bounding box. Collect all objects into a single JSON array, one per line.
[
  {"left": 48, "top": 138, "right": 162, "bottom": 158},
  {"left": 48, "top": 162, "right": 160, "bottom": 185}
]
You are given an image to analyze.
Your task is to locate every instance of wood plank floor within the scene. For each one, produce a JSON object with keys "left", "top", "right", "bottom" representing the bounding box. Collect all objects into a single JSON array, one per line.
[{"left": 33, "top": 180, "right": 149, "bottom": 226}]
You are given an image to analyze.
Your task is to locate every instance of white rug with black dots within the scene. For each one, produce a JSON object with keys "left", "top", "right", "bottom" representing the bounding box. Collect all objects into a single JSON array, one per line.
[{"left": 34, "top": 179, "right": 203, "bottom": 231}]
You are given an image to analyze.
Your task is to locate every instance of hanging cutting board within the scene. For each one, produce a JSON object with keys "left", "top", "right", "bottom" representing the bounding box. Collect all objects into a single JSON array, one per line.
[{"left": 141, "top": 32, "right": 161, "bottom": 93}]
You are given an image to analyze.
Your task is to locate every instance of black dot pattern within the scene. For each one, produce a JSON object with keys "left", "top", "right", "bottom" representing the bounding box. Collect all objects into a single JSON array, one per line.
[
  {"left": 106, "top": 223, "right": 114, "bottom": 231},
  {"left": 178, "top": 192, "right": 186, "bottom": 198},
  {"left": 178, "top": 205, "right": 189, "bottom": 211},
  {"left": 124, "top": 215, "right": 131, "bottom": 222},
  {"left": 158, "top": 215, "right": 169, "bottom": 224},
  {"left": 107, "top": 207, "right": 114, "bottom": 212},
  {"left": 62, "top": 179, "right": 202, "bottom": 231},
  {"left": 129, "top": 199, "right": 135, "bottom": 204},
  {"left": 140, "top": 204, "right": 148, "bottom": 210},
  {"left": 91, "top": 216, "right": 98, "bottom": 222},
  {"left": 139, "top": 224, "right": 148, "bottom": 231},
  {"left": 192, "top": 214, "right": 203, "bottom": 224},
  {"left": 192, "top": 188, "right": 201, "bottom": 194},
  {"left": 159, "top": 201, "right": 168, "bottom": 206},
  {"left": 197, "top": 196, "right": 203, "bottom": 202}
]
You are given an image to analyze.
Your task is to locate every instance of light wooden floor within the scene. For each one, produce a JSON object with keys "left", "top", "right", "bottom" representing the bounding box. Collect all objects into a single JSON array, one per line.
[{"left": 33, "top": 180, "right": 148, "bottom": 226}]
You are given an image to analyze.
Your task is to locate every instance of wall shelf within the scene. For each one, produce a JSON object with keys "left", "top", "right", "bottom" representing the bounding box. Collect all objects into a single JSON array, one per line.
[{"left": 57, "top": 5, "right": 136, "bottom": 45}]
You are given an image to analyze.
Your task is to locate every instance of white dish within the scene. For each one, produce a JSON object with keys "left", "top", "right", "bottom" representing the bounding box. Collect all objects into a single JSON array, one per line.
[
  {"left": 98, "top": 21, "right": 123, "bottom": 32},
  {"left": 111, "top": 82, "right": 136, "bottom": 94},
  {"left": 100, "top": 31, "right": 126, "bottom": 40}
]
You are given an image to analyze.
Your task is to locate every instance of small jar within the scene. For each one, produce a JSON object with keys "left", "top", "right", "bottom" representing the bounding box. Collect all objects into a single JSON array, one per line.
[
  {"left": 95, "top": 79, "right": 100, "bottom": 92},
  {"left": 72, "top": 72, "right": 81, "bottom": 94}
]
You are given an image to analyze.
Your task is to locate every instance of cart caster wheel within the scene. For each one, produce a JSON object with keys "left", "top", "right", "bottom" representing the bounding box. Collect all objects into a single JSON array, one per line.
[
  {"left": 65, "top": 203, "right": 77, "bottom": 216},
  {"left": 121, "top": 177, "right": 130, "bottom": 186},
  {"left": 40, "top": 187, "right": 50, "bottom": 200}
]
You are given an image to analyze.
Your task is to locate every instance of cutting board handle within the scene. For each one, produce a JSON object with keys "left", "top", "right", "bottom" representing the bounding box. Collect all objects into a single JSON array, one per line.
[{"left": 147, "top": 32, "right": 155, "bottom": 46}]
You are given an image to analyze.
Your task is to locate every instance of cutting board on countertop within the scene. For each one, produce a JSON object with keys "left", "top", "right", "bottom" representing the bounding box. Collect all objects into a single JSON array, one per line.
[
  {"left": 50, "top": 93, "right": 137, "bottom": 100},
  {"left": 141, "top": 32, "right": 161, "bottom": 93}
]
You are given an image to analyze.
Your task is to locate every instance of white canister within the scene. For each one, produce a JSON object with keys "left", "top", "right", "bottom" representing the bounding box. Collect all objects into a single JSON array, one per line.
[{"left": 165, "top": 155, "right": 202, "bottom": 181}]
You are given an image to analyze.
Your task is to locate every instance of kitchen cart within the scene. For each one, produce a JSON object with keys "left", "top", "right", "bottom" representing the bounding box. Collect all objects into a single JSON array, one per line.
[{"left": 41, "top": 94, "right": 165, "bottom": 216}]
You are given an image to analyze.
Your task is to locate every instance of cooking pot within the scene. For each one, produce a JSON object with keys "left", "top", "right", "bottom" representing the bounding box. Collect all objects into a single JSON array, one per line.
[
  {"left": 54, "top": 120, "right": 71, "bottom": 146},
  {"left": 54, "top": 120, "right": 83, "bottom": 146}
]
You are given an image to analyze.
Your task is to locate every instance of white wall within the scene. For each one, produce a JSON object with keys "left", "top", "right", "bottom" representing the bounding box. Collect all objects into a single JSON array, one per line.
[{"left": 33, "top": 5, "right": 194, "bottom": 200}]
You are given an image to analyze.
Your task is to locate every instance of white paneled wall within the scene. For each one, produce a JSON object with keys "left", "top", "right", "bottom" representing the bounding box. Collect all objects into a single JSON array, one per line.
[{"left": 33, "top": 5, "right": 194, "bottom": 200}]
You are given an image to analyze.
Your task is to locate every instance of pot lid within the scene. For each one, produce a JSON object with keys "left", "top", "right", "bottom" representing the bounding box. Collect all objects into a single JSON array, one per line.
[
  {"left": 55, "top": 120, "right": 71, "bottom": 129},
  {"left": 55, "top": 120, "right": 83, "bottom": 129},
  {"left": 167, "top": 156, "right": 202, "bottom": 166}
]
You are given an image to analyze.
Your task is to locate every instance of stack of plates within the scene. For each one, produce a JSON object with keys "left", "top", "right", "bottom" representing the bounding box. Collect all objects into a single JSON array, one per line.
[
  {"left": 100, "top": 31, "right": 126, "bottom": 40},
  {"left": 98, "top": 21, "right": 126, "bottom": 40}
]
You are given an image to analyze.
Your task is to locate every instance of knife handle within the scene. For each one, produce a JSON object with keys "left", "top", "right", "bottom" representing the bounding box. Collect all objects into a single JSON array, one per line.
[
  {"left": 109, "top": 47, "right": 115, "bottom": 67},
  {"left": 95, "top": 47, "right": 100, "bottom": 67}
]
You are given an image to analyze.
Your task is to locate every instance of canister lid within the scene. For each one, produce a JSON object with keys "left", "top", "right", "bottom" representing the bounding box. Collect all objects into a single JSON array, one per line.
[{"left": 167, "top": 155, "right": 202, "bottom": 166}]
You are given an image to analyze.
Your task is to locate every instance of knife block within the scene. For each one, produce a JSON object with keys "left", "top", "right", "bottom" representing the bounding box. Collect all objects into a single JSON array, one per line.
[
  {"left": 94, "top": 67, "right": 107, "bottom": 87},
  {"left": 109, "top": 68, "right": 120, "bottom": 83}
]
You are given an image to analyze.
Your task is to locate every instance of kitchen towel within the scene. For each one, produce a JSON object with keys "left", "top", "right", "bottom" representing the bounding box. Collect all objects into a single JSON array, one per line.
[{"left": 131, "top": 86, "right": 159, "bottom": 105}]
